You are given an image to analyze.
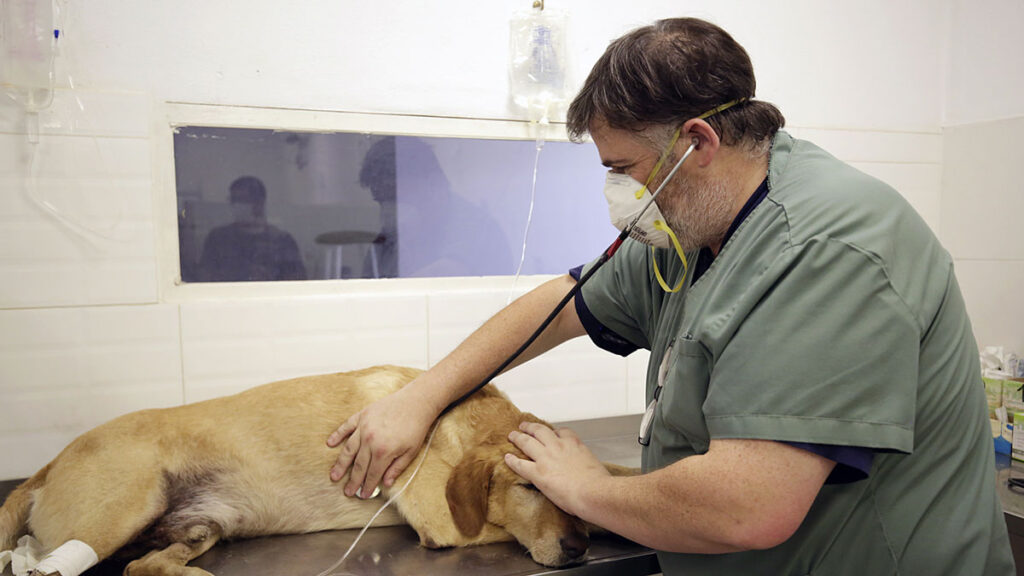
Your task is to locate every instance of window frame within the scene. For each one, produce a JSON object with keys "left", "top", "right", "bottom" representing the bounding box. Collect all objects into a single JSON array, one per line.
[{"left": 155, "top": 102, "right": 578, "bottom": 302}]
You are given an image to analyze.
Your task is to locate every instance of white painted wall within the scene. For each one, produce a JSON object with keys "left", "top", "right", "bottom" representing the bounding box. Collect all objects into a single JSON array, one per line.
[
  {"left": 945, "top": 0, "right": 1024, "bottom": 126},
  {"left": 0, "top": 0, "right": 956, "bottom": 479},
  {"left": 942, "top": 0, "right": 1024, "bottom": 357},
  {"left": 39, "top": 0, "right": 952, "bottom": 128}
]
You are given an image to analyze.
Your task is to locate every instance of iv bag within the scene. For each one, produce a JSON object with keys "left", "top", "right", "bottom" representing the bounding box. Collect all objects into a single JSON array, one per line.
[
  {"left": 1, "top": 0, "right": 56, "bottom": 111},
  {"left": 509, "top": 9, "right": 568, "bottom": 122}
]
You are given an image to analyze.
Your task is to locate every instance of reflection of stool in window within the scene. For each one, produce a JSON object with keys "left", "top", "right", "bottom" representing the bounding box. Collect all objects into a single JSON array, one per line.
[{"left": 315, "top": 231, "right": 381, "bottom": 279}]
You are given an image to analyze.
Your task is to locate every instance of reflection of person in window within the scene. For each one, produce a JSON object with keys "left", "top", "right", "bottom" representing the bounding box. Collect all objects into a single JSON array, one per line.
[
  {"left": 360, "top": 138, "right": 399, "bottom": 278},
  {"left": 400, "top": 137, "right": 513, "bottom": 278},
  {"left": 197, "top": 176, "right": 307, "bottom": 282},
  {"left": 360, "top": 136, "right": 513, "bottom": 278}
]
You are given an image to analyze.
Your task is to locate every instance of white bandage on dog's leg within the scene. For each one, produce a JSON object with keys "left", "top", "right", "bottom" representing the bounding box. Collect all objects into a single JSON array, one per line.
[
  {"left": 31, "top": 540, "right": 98, "bottom": 576},
  {"left": 4, "top": 534, "right": 46, "bottom": 576}
]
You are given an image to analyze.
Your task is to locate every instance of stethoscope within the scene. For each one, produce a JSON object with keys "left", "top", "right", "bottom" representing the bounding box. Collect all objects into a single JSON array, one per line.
[{"left": 440, "top": 141, "right": 698, "bottom": 418}]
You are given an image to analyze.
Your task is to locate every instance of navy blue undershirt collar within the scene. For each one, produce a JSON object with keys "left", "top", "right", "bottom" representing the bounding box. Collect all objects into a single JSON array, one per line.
[{"left": 691, "top": 177, "right": 770, "bottom": 283}]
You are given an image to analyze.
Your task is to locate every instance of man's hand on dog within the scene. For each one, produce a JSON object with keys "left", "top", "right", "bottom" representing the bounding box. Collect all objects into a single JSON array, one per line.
[
  {"left": 327, "top": 385, "right": 437, "bottom": 498},
  {"left": 505, "top": 422, "right": 611, "bottom": 517}
]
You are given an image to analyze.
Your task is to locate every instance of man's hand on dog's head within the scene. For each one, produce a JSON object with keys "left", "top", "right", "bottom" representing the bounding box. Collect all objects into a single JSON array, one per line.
[{"left": 505, "top": 422, "right": 612, "bottom": 518}]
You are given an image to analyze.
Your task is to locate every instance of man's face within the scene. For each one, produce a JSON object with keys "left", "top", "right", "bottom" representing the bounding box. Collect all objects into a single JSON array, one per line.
[
  {"left": 591, "top": 120, "right": 735, "bottom": 252},
  {"left": 230, "top": 200, "right": 262, "bottom": 225},
  {"left": 591, "top": 120, "right": 664, "bottom": 187}
]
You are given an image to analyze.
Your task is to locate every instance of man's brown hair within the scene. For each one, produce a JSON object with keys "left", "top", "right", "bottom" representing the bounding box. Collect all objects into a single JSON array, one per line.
[{"left": 567, "top": 18, "right": 784, "bottom": 149}]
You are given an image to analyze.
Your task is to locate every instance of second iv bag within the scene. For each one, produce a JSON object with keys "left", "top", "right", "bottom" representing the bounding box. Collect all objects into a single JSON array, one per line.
[{"left": 508, "top": 9, "right": 568, "bottom": 122}]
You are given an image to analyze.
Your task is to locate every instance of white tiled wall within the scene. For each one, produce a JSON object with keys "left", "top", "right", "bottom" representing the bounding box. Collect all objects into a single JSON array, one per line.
[
  {"left": 946, "top": 0, "right": 1024, "bottom": 126},
  {"left": 0, "top": 90, "right": 156, "bottom": 309},
  {"left": 955, "top": 261, "right": 1024, "bottom": 355},
  {"left": 941, "top": 119, "right": 1024, "bottom": 262},
  {"left": 180, "top": 294, "right": 430, "bottom": 403},
  {"left": 46, "top": 0, "right": 949, "bottom": 128},
  {"left": 0, "top": 305, "right": 182, "bottom": 479},
  {"left": 786, "top": 127, "right": 943, "bottom": 234},
  {"left": 941, "top": 118, "right": 1024, "bottom": 355},
  {"left": 427, "top": 287, "right": 632, "bottom": 422}
]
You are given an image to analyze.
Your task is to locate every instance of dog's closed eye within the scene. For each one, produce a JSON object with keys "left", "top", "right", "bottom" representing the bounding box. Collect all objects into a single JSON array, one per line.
[{"left": 519, "top": 484, "right": 540, "bottom": 492}]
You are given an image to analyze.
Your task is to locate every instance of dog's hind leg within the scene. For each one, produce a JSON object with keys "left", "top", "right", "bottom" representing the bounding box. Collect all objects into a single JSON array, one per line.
[
  {"left": 28, "top": 449, "right": 169, "bottom": 566},
  {"left": 0, "top": 464, "right": 50, "bottom": 550},
  {"left": 123, "top": 522, "right": 221, "bottom": 576}
]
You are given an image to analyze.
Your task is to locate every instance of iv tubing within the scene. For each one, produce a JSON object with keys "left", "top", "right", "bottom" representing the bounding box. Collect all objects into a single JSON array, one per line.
[
  {"left": 315, "top": 420, "right": 441, "bottom": 576},
  {"left": 507, "top": 127, "right": 545, "bottom": 305}
]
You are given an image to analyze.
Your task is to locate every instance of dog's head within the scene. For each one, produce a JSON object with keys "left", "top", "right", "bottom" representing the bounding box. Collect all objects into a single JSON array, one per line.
[{"left": 445, "top": 439, "right": 589, "bottom": 567}]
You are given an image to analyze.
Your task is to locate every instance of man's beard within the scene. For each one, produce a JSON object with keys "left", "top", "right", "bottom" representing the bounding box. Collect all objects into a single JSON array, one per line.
[{"left": 655, "top": 174, "right": 736, "bottom": 253}]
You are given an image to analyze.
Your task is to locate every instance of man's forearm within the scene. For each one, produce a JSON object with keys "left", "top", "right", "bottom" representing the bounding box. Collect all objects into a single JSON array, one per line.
[
  {"left": 572, "top": 440, "right": 834, "bottom": 554},
  {"left": 575, "top": 464, "right": 750, "bottom": 554},
  {"left": 406, "top": 274, "right": 586, "bottom": 414}
]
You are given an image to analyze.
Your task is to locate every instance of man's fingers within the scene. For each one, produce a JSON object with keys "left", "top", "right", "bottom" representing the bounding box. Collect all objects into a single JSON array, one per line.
[
  {"left": 383, "top": 451, "right": 417, "bottom": 488},
  {"left": 330, "top": 429, "right": 361, "bottom": 482},
  {"left": 344, "top": 441, "right": 372, "bottom": 498},
  {"left": 504, "top": 453, "right": 537, "bottom": 480},
  {"left": 326, "top": 417, "right": 356, "bottom": 447},
  {"left": 518, "top": 421, "right": 559, "bottom": 444},
  {"left": 360, "top": 448, "right": 393, "bottom": 498},
  {"left": 508, "top": 429, "right": 545, "bottom": 460}
]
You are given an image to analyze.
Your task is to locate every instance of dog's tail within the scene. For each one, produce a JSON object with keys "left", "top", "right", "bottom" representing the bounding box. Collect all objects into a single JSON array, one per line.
[{"left": 0, "top": 463, "right": 49, "bottom": 551}]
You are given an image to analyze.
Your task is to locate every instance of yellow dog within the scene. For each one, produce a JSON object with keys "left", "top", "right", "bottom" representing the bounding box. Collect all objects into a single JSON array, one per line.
[{"left": 0, "top": 365, "right": 634, "bottom": 576}]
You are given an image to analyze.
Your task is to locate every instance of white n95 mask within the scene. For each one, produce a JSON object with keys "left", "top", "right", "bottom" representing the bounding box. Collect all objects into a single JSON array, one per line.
[
  {"left": 602, "top": 139, "right": 696, "bottom": 293},
  {"left": 603, "top": 172, "right": 678, "bottom": 249}
]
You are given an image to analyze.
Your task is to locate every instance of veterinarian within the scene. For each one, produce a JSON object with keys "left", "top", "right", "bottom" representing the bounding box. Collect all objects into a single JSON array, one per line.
[{"left": 328, "top": 17, "right": 1015, "bottom": 574}]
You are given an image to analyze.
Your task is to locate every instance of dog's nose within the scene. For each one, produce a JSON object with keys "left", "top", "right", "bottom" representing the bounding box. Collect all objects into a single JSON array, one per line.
[{"left": 559, "top": 532, "right": 589, "bottom": 559}]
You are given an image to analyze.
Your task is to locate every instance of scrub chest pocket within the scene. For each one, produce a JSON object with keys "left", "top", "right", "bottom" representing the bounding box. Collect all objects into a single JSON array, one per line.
[{"left": 652, "top": 337, "right": 713, "bottom": 461}]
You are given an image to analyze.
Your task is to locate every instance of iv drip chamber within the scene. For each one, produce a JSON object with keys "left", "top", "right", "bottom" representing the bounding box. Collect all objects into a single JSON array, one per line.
[{"left": 1, "top": 0, "right": 57, "bottom": 111}]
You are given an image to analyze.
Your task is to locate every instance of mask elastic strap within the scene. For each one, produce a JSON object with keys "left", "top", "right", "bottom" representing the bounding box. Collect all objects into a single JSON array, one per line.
[
  {"left": 650, "top": 220, "right": 688, "bottom": 293},
  {"left": 637, "top": 128, "right": 683, "bottom": 199},
  {"left": 696, "top": 97, "right": 747, "bottom": 120},
  {"left": 636, "top": 97, "right": 748, "bottom": 200}
]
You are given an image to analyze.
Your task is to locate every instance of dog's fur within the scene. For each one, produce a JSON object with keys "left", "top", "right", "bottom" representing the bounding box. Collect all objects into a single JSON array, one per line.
[{"left": 0, "top": 365, "right": 634, "bottom": 576}]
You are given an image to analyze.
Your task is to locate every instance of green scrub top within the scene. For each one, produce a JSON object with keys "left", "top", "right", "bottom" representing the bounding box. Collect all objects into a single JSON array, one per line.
[{"left": 578, "top": 131, "right": 1014, "bottom": 575}]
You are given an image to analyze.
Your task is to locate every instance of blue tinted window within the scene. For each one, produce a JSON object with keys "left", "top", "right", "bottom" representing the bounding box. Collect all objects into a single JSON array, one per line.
[{"left": 174, "top": 127, "right": 615, "bottom": 281}]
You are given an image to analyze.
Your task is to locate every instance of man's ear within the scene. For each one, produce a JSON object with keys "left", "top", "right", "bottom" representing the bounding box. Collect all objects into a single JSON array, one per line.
[
  {"left": 446, "top": 449, "right": 496, "bottom": 538},
  {"left": 680, "top": 118, "right": 720, "bottom": 167}
]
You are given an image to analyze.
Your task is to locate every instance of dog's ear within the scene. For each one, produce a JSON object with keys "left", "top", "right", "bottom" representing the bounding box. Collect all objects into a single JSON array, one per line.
[{"left": 446, "top": 449, "right": 496, "bottom": 538}]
